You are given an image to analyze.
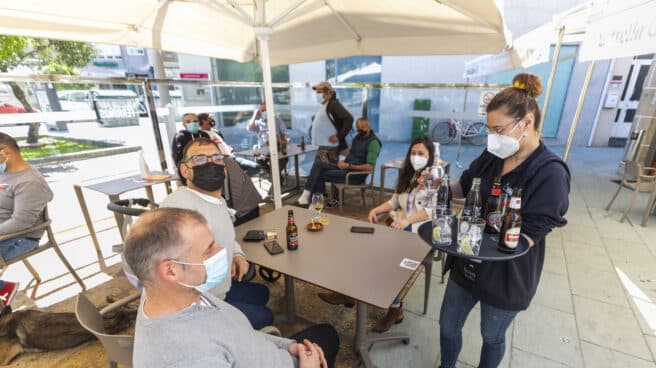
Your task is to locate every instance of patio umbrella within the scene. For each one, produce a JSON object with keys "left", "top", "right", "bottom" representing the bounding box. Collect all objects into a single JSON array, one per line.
[
  {"left": 0, "top": 0, "right": 510, "bottom": 208},
  {"left": 463, "top": 2, "right": 589, "bottom": 133}
]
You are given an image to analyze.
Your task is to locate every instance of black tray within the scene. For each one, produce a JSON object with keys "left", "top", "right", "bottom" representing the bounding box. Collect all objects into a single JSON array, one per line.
[{"left": 418, "top": 221, "right": 530, "bottom": 262}]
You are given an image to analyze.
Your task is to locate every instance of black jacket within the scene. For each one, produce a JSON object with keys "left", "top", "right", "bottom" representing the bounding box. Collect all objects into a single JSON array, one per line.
[
  {"left": 446, "top": 143, "right": 570, "bottom": 310},
  {"left": 325, "top": 94, "right": 354, "bottom": 151}
]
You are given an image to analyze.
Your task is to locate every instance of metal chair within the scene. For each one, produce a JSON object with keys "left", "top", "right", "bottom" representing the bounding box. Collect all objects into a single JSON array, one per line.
[
  {"left": 0, "top": 206, "right": 85, "bottom": 296},
  {"left": 333, "top": 167, "right": 376, "bottom": 213},
  {"left": 75, "top": 293, "right": 133, "bottom": 368},
  {"left": 606, "top": 161, "right": 656, "bottom": 225}
]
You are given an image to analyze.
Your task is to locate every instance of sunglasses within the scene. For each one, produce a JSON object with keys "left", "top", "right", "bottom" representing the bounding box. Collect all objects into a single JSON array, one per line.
[{"left": 184, "top": 154, "right": 224, "bottom": 166}]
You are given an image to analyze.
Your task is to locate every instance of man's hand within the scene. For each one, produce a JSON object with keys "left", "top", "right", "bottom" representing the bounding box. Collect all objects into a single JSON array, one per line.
[
  {"left": 392, "top": 218, "right": 410, "bottom": 230},
  {"left": 328, "top": 135, "right": 339, "bottom": 143},
  {"left": 296, "top": 339, "right": 327, "bottom": 368},
  {"left": 337, "top": 160, "right": 349, "bottom": 170},
  {"left": 231, "top": 256, "right": 249, "bottom": 282},
  {"left": 368, "top": 209, "right": 379, "bottom": 223}
]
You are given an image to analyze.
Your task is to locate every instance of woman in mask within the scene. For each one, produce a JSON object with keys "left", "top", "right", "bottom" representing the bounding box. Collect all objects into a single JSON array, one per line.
[
  {"left": 439, "top": 73, "right": 570, "bottom": 368},
  {"left": 365, "top": 136, "right": 435, "bottom": 332}
]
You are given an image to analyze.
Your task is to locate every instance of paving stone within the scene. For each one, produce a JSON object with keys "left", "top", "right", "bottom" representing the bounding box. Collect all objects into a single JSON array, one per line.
[
  {"left": 581, "top": 341, "right": 655, "bottom": 368},
  {"left": 533, "top": 271, "right": 574, "bottom": 313}
]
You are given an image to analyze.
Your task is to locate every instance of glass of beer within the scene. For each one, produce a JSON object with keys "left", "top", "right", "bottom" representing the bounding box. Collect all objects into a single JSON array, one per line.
[{"left": 312, "top": 193, "right": 325, "bottom": 220}]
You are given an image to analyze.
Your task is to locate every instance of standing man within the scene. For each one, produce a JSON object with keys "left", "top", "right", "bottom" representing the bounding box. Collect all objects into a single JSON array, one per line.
[
  {"left": 161, "top": 138, "right": 273, "bottom": 329},
  {"left": 311, "top": 82, "right": 353, "bottom": 164},
  {"left": 0, "top": 133, "right": 54, "bottom": 308},
  {"left": 247, "top": 103, "right": 287, "bottom": 150}
]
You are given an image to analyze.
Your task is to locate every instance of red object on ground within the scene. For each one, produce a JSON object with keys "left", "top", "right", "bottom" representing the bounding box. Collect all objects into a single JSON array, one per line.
[
  {"left": 0, "top": 281, "right": 19, "bottom": 307},
  {"left": 0, "top": 102, "right": 39, "bottom": 113}
]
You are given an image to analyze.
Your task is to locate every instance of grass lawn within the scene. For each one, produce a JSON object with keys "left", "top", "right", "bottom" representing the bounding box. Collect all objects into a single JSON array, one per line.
[{"left": 19, "top": 137, "right": 103, "bottom": 160}]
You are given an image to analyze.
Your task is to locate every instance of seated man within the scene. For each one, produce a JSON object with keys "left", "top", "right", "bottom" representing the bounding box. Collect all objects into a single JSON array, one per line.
[
  {"left": 198, "top": 113, "right": 260, "bottom": 176},
  {"left": 297, "top": 117, "right": 381, "bottom": 207},
  {"left": 161, "top": 138, "right": 272, "bottom": 329},
  {"left": 0, "top": 133, "right": 53, "bottom": 261},
  {"left": 171, "top": 113, "right": 209, "bottom": 184},
  {"left": 125, "top": 207, "right": 340, "bottom": 368}
]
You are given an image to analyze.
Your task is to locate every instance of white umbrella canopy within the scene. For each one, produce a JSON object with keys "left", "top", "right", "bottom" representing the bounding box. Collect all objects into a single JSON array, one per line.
[
  {"left": 0, "top": 0, "right": 510, "bottom": 65},
  {"left": 0, "top": 0, "right": 510, "bottom": 208}
]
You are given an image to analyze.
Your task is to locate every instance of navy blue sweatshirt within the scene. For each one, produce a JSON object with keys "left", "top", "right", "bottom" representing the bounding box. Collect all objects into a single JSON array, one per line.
[{"left": 446, "top": 142, "right": 570, "bottom": 310}]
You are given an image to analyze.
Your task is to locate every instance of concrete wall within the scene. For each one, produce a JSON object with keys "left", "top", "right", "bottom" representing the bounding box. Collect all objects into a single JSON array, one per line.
[
  {"left": 176, "top": 54, "right": 213, "bottom": 107},
  {"left": 590, "top": 57, "right": 634, "bottom": 147}
]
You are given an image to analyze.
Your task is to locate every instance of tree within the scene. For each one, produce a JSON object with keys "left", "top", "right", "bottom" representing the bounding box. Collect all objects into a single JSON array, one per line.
[{"left": 0, "top": 36, "right": 95, "bottom": 143}]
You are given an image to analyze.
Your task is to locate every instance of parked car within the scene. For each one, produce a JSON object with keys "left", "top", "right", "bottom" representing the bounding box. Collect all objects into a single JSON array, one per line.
[
  {"left": 57, "top": 89, "right": 140, "bottom": 112},
  {"left": 0, "top": 101, "right": 39, "bottom": 113}
]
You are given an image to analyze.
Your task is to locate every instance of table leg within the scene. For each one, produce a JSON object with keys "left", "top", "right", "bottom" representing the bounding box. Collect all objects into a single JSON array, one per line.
[
  {"left": 356, "top": 301, "right": 410, "bottom": 368},
  {"left": 423, "top": 250, "right": 434, "bottom": 315},
  {"left": 294, "top": 155, "right": 300, "bottom": 191},
  {"left": 284, "top": 275, "right": 296, "bottom": 324},
  {"left": 145, "top": 185, "right": 155, "bottom": 204},
  {"left": 74, "top": 185, "right": 106, "bottom": 268},
  {"left": 379, "top": 166, "right": 386, "bottom": 203},
  {"left": 109, "top": 194, "right": 126, "bottom": 241}
]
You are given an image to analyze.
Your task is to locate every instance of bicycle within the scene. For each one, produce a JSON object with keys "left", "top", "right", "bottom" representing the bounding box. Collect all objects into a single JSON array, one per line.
[{"left": 431, "top": 118, "right": 487, "bottom": 146}]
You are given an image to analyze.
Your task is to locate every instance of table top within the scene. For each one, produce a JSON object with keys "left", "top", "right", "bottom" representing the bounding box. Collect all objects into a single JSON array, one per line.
[
  {"left": 417, "top": 221, "right": 530, "bottom": 261},
  {"left": 236, "top": 144, "right": 319, "bottom": 159},
  {"left": 83, "top": 172, "right": 176, "bottom": 196},
  {"left": 234, "top": 206, "right": 432, "bottom": 309}
]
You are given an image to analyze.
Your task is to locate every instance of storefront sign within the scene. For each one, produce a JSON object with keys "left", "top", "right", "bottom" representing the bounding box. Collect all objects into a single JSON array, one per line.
[{"left": 179, "top": 73, "right": 209, "bottom": 79}]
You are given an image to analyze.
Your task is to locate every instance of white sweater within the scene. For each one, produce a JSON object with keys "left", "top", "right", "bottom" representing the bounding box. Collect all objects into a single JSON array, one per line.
[{"left": 161, "top": 187, "right": 245, "bottom": 299}]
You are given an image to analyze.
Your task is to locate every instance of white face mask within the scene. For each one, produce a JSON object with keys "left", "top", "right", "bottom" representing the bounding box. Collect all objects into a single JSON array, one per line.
[
  {"left": 316, "top": 94, "right": 324, "bottom": 104},
  {"left": 487, "top": 134, "right": 520, "bottom": 159},
  {"left": 410, "top": 155, "right": 428, "bottom": 171}
]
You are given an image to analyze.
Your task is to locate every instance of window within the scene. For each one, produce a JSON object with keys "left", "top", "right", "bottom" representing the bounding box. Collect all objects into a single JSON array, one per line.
[{"left": 126, "top": 47, "right": 146, "bottom": 56}]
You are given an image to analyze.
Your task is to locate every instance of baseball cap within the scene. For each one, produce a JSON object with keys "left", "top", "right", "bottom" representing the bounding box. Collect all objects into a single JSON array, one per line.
[{"left": 312, "top": 82, "right": 332, "bottom": 92}]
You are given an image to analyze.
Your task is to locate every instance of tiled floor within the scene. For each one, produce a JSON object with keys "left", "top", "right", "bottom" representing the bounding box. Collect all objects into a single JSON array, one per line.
[{"left": 5, "top": 142, "right": 656, "bottom": 367}]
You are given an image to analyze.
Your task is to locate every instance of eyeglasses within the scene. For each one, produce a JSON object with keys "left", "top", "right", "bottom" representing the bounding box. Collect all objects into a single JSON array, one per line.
[
  {"left": 184, "top": 154, "right": 224, "bottom": 166},
  {"left": 484, "top": 118, "right": 521, "bottom": 135},
  {"left": 185, "top": 119, "right": 199, "bottom": 124}
]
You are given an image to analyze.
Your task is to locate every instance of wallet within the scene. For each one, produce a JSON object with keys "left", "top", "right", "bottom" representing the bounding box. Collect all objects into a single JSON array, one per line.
[{"left": 243, "top": 230, "right": 265, "bottom": 242}]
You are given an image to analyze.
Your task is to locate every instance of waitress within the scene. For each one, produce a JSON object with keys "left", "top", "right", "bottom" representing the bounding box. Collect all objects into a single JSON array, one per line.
[{"left": 439, "top": 73, "right": 570, "bottom": 368}]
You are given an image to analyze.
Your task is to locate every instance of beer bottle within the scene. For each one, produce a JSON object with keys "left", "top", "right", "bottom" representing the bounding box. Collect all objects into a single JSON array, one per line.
[
  {"left": 484, "top": 177, "right": 502, "bottom": 234},
  {"left": 498, "top": 187, "right": 522, "bottom": 252},
  {"left": 286, "top": 209, "right": 299, "bottom": 250},
  {"left": 462, "top": 178, "right": 482, "bottom": 219},
  {"left": 436, "top": 174, "right": 450, "bottom": 212},
  {"left": 300, "top": 136, "right": 306, "bottom": 151}
]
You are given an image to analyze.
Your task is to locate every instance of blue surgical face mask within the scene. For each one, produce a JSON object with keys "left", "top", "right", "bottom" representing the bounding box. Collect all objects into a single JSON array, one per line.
[
  {"left": 186, "top": 121, "right": 200, "bottom": 134},
  {"left": 0, "top": 156, "right": 8, "bottom": 174},
  {"left": 174, "top": 248, "right": 228, "bottom": 293}
]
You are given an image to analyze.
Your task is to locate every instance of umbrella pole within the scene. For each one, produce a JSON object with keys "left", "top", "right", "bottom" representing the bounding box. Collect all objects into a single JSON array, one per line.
[
  {"left": 256, "top": 28, "right": 283, "bottom": 209},
  {"left": 563, "top": 60, "right": 595, "bottom": 163},
  {"left": 540, "top": 26, "right": 565, "bottom": 135},
  {"left": 144, "top": 80, "right": 172, "bottom": 192}
]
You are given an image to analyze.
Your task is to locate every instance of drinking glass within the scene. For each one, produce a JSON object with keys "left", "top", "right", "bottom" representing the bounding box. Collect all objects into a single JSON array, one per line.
[
  {"left": 312, "top": 193, "right": 325, "bottom": 222},
  {"left": 457, "top": 217, "right": 485, "bottom": 256},
  {"left": 432, "top": 209, "right": 455, "bottom": 247}
]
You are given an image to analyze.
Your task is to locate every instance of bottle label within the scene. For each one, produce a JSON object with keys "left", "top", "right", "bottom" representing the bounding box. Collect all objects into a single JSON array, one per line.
[
  {"left": 504, "top": 227, "right": 520, "bottom": 249},
  {"left": 509, "top": 197, "right": 521, "bottom": 210},
  {"left": 288, "top": 234, "right": 298, "bottom": 246},
  {"left": 491, "top": 188, "right": 501, "bottom": 196}
]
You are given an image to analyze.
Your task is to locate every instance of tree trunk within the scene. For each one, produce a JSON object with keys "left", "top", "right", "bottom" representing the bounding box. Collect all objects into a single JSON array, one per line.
[{"left": 8, "top": 81, "right": 40, "bottom": 144}]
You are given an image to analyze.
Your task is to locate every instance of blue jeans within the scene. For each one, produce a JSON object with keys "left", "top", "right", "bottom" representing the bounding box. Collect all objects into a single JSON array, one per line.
[
  {"left": 0, "top": 237, "right": 39, "bottom": 261},
  {"left": 233, "top": 156, "right": 261, "bottom": 176},
  {"left": 304, "top": 161, "right": 366, "bottom": 194},
  {"left": 439, "top": 279, "right": 518, "bottom": 368},
  {"left": 225, "top": 281, "right": 273, "bottom": 330}
]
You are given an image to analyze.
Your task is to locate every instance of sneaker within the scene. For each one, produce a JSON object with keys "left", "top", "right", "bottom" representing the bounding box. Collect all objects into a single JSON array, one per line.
[
  {"left": 325, "top": 199, "right": 339, "bottom": 209},
  {"left": 0, "top": 281, "right": 19, "bottom": 308}
]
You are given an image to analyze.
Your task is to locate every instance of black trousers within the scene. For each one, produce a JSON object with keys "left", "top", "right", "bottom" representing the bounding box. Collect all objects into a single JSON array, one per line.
[{"left": 291, "top": 324, "right": 340, "bottom": 368}]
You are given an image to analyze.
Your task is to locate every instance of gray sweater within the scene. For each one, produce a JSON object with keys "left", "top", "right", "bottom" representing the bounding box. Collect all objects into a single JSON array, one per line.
[
  {"left": 133, "top": 292, "right": 298, "bottom": 368},
  {"left": 161, "top": 187, "right": 245, "bottom": 299},
  {"left": 0, "top": 166, "right": 53, "bottom": 239}
]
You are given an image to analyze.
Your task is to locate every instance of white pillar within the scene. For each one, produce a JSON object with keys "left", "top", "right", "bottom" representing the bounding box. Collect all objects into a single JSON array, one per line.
[
  {"left": 147, "top": 48, "right": 178, "bottom": 148},
  {"left": 563, "top": 60, "right": 595, "bottom": 163}
]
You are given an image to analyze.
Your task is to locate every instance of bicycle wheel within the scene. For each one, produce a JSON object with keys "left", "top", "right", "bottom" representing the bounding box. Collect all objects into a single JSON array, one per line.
[
  {"left": 464, "top": 122, "right": 487, "bottom": 146},
  {"left": 431, "top": 121, "right": 455, "bottom": 145}
]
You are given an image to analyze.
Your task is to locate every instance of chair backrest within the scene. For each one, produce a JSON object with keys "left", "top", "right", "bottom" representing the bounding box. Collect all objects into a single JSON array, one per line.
[
  {"left": 624, "top": 161, "right": 641, "bottom": 182},
  {"left": 75, "top": 293, "right": 134, "bottom": 367}
]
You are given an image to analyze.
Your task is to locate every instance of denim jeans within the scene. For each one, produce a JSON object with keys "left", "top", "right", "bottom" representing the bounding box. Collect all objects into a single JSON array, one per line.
[
  {"left": 439, "top": 279, "right": 519, "bottom": 368},
  {"left": 233, "top": 156, "right": 261, "bottom": 176},
  {"left": 304, "top": 161, "right": 366, "bottom": 194},
  {"left": 0, "top": 237, "right": 39, "bottom": 261},
  {"left": 224, "top": 281, "right": 273, "bottom": 330}
]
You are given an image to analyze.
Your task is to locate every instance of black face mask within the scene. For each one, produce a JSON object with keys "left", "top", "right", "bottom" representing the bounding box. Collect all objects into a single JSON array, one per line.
[
  {"left": 191, "top": 162, "right": 226, "bottom": 192},
  {"left": 357, "top": 129, "right": 368, "bottom": 136}
]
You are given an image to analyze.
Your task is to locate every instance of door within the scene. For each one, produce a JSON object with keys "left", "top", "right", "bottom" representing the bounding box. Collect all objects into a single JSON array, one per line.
[{"left": 611, "top": 56, "right": 653, "bottom": 138}]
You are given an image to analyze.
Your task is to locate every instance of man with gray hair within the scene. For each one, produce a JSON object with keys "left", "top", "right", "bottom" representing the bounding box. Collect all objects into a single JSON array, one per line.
[{"left": 124, "top": 207, "right": 339, "bottom": 368}]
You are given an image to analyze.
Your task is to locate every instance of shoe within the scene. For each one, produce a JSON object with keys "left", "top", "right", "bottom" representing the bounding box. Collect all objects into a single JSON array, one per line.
[
  {"left": 325, "top": 199, "right": 339, "bottom": 209},
  {"left": 373, "top": 305, "right": 404, "bottom": 333},
  {"left": 0, "top": 281, "right": 19, "bottom": 308},
  {"left": 318, "top": 292, "right": 355, "bottom": 308}
]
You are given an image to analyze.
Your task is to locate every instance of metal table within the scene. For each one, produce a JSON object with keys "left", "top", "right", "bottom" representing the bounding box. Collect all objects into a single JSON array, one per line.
[
  {"left": 74, "top": 173, "right": 175, "bottom": 267},
  {"left": 235, "top": 144, "right": 318, "bottom": 192},
  {"left": 234, "top": 206, "right": 431, "bottom": 368}
]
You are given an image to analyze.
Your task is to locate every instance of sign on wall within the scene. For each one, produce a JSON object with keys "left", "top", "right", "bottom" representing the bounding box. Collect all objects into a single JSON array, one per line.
[{"left": 579, "top": 0, "right": 656, "bottom": 61}]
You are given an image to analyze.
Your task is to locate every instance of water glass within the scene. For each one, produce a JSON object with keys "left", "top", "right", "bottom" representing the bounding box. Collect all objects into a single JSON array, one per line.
[
  {"left": 457, "top": 217, "right": 485, "bottom": 256},
  {"left": 432, "top": 209, "right": 455, "bottom": 247}
]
